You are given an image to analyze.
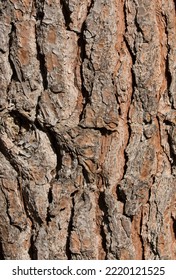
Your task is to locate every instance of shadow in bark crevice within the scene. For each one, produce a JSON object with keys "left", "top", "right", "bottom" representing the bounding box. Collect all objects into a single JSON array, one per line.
[
  {"left": 34, "top": 0, "right": 45, "bottom": 21},
  {"left": 116, "top": 184, "right": 126, "bottom": 203},
  {"left": 45, "top": 129, "right": 63, "bottom": 180},
  {"left": 46, "top": 188, "right": 54, "bottom": 225},
  {"left": 36, "top": 39, "right": 48, "bottom": 90},
  {"left": 98, "top": 192, "right": 110, "bottom": 259},
  {"left": 172, "top": 217, "right": 176, "bottom": 239},
  {"left": 78, "top": 21, "right": 93, "bottom": 122},
  {"left": 164, "top": 23, "right": 173, "bottom": 108},
  {"left": 60, "top": 0, "right": 72, "bottom": 29},
  {"left": 28, "top": 234, "right": 38, "bottom": 260},
  {"left": 0, "top": 238, "right": 5, "bottom": 260},
  {"left": 167, "top": 133, "right": 176, "bottom": 167},
  {"left": 65, "top": 191, "right": 78, "bottom": 260}
]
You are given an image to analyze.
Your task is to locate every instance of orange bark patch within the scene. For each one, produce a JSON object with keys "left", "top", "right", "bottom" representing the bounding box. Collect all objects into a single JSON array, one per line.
[
  {"left": 70, "top": 231, "right": 81, "bottom": 254},
  {"left": 14, "top": 9, "right": 23, "bottom": 21},
  {"left": 23, "top": 0, "right": 32, "bottom": 9},
  {"left": 131, "top": 213, "right": 143, "bottom": 259},
  {"left": 18, "top": 48, "right": 29, "bottom": 65},
  {"left": 47, "top": 27, "right": 57, "bottom": 44},
  {"left": 46, "top": 53, "right": 61, "bottom": 72}
]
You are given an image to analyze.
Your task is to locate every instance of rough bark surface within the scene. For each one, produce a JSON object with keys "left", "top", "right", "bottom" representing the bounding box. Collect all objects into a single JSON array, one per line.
[{"left": 0, "top": 0, "right": 176, "bottom": 260}]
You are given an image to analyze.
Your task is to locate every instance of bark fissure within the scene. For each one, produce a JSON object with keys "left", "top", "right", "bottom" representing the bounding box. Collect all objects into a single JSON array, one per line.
[
  {"left": 35, "top": 29, "right": 48, "bottom": 90},
  {"left": 34, "top": 0, "right": 45, "bottom": 21},
  {"left": 28, "top": 230, "right": 38, "bottom": 260},
  {"left": 78, "top": 23, "right": 93, "bottom": 122},
  {"left": 0, "top": 238, "right": 4, "bottom": 260},
  {"left": 46, "top": 187, "right": 53, "bottom": 225},
  {"left": 45, "top": 129, "right": 63, "bottom": 179},
  {"left": 60, "top": 0, "right": 72, "bottom": 29},
  {"left": 163, "top": 15, "right": 173, "bottom": 109},
  {"left": 139, "top": 211, "right": 145, "bottom": 260},
  {"left": 65, "top": 194, "right": 76, "bottom": 260},
  {"left": 167, "top": 133, "right": 176, "bottom": 167},
  {"left": 172, "top": 217, "right": 176, "bottom": 239},
  {"left": 8, "top": 22, "right": 18, "bottom": 82},
  {"left": 98, "top": 192, "right": 112, "bottom": 259}
]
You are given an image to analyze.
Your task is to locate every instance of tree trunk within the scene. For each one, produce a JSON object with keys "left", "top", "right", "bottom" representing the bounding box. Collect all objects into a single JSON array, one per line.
[{"left": 0, "top": 0, "right": 176, "bottom": 260}]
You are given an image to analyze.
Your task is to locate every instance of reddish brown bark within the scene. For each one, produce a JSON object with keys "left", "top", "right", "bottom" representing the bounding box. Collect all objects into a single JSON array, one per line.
[{"left": 0, "top": 0, "right": 176, "bottom": 259}]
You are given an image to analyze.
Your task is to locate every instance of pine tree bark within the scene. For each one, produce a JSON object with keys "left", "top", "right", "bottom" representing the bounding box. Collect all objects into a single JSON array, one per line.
[{"left": 0, "top": 0, "right": 176, "bottom": 260}]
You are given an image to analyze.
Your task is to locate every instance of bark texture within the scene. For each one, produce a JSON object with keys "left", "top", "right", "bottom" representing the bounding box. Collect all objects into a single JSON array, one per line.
[{"left": 0, "top": 0, "right": 176, "bottom": 260}]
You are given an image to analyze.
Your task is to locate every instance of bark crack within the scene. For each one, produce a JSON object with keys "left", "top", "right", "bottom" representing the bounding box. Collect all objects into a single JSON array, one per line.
[
  {"left": 60, "top": 0, "right": 72, "bottom": 29},
  {"left": 98, "top": 191, "right": 112, "bottom": 259},
  {"left": 139, "top": 211, "right": 145, "bottom": 260},
  {"left": 45, "top": 128, "right": 63, "bottom": 180},
  {"left": 0, "top": 238, "right": 5, "bottom": 260},
  {"left": 121, "top": 2, "right": 137, "bottom": 180},
  {"left": 28, "top": 228, "right": 38, "bottom": 260},
  {"left": 65, "top": 191, "right": 78, "bottom": 259},
  {"left": 171, "top": 216, "right": 176, "bottom": 239},
  {"left": 34, "top": 0, "right": 48, "bottom": 90},
  {"left": 34, "top": 0, "right": 45, "bottom": 21},
  {"left": 75, "top": 2, "right": 96, "bottom": 122},
  {"left": 35, "top": 28, "right": 48, "bottom": 90},
  {"left": 46, "top": 187, "right": 53, "bottom": 225},
  {"left": 164, "top": 18, "right": 173, "bottom": 108},
  {"left": 8, "top": 22, "right": 18, "bottom": 83},
  {"left": 78, "top": 25, "right": 93, "bottom": 122}
]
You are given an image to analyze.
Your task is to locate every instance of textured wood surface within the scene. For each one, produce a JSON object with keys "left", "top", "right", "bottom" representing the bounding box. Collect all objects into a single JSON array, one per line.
[{"left": 0, "top": 0, "right": 176, "bottom": 259}]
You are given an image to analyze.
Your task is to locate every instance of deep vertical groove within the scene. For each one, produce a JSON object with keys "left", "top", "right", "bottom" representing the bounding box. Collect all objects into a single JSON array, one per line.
[
  {"left": 65, "top": 192, "right": 77, "bottom": 259},
  {"left": 0, "top": 238, "right": 5, "bottom": 260},
  {"left": 28, "top": 232, "right": 38, "bottom": 260},
  {"left": 167, "top": 133, "right": 176, "bottom": 166},
  {"left": 46, "top": 187, "right": 53, "bottom": 225},
  {"left": 98, "top": 192, "right": 110, "bottom": 259},
  {"left": 65, "top": 207, "right": 73, "bottom": 259},
  {"left": 78, "top": 22, "right": 92, "bottom": 122},
  {"left": 163, "top": 13, "right": 173, "bottom": 108},
  {"left": 87, "top": 0, "right": 95, "bottom": 14},
  {"left": 172, "top": 217, "right": 176, "bottom": 239},
  {"left": 35, "top": 0, "right": 48, "bottom": 90},
  {"left": 173, "top": 0, "right": 176, "bottom": 12},
  {"left": 139, "top": 212, "right": 145, "bottom": 260},
  {"left": 8, "top": 22, "right": 19, "bottom": 82},
  {"left": 60, "top": 0, "right": 72, "bottom": 29},
  {"left": 165, "top": 47, "right": 172, "bottom": 108},
  {"left": 35, "top": 34, "right": 48, "bottom": 90},
  {"left": 122, "top": 1, "right": 137, "bottom": 180},
  {"left": 77, "top": 0, "right": 96, "bottom": 122},
  {"left": 34, "top": 0, "right": 45, "bottom": 21},
  {"left": 45, "top": 128, "right": 63, "bottom": 179}
]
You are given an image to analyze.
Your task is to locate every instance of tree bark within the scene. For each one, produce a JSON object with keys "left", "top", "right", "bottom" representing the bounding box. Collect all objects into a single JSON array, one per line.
[{"left": 0, "top": 0, "right": 176, "bottom": 260}]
